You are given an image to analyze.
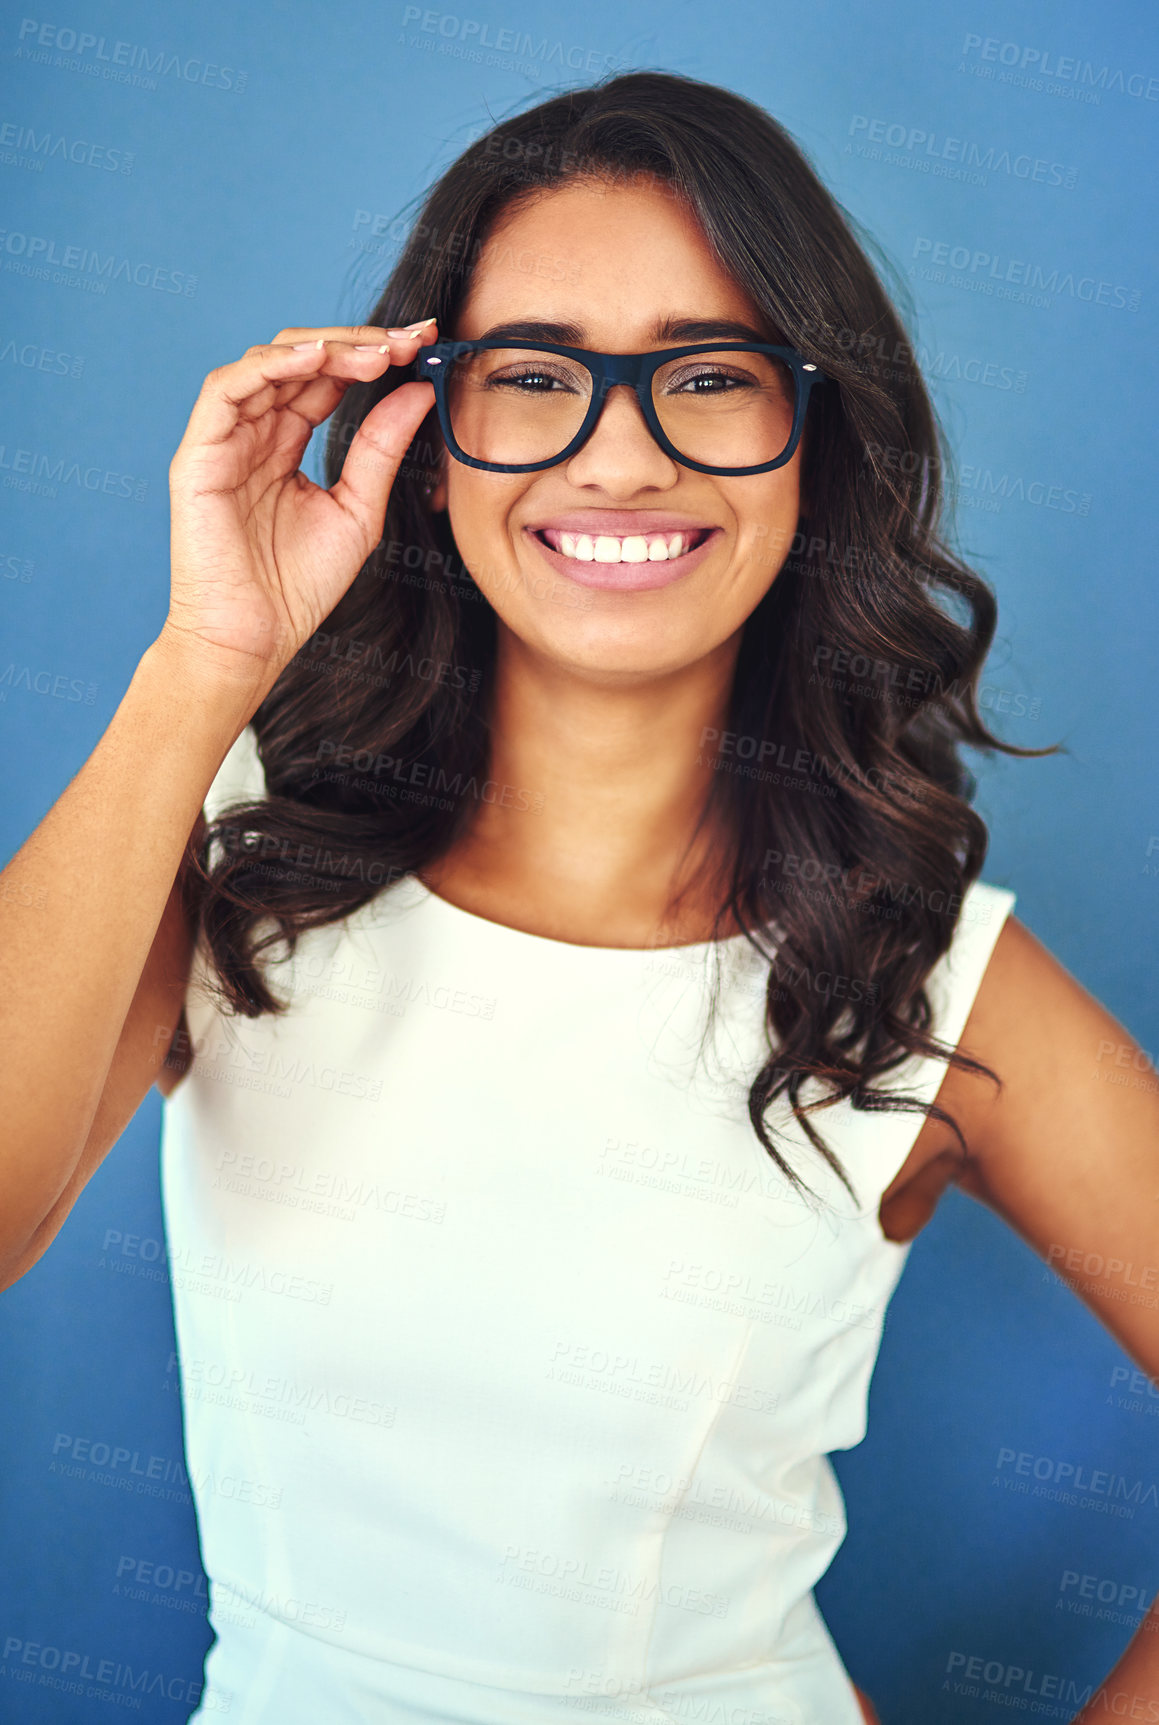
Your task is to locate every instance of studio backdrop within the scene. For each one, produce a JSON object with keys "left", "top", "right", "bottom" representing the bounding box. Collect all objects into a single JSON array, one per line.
[{"left": 1, "top": 1, "right": 1156, "bottom": 1721}]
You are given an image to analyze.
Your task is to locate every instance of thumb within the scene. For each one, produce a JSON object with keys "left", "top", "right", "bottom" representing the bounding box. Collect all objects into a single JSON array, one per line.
[{"left": 328, "top": 379, "right": 435, "bottom": 543}]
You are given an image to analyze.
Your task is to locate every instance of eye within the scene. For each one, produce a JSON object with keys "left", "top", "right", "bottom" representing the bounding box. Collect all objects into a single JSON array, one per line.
[
  {"left": 483, "top": 366, "right": 584, "bottom": 394},
  {"left": 663, "top": 366, "right": 755, "bottom": 394},
  {"left": 493, "top": 370, "right": 561, "bottom": 391}
]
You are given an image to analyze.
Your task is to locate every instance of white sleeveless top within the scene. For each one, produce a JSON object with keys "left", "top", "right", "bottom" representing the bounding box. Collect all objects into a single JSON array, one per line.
[{"left": 160, "top": 724, "right": 1016, "bottom": 1724}]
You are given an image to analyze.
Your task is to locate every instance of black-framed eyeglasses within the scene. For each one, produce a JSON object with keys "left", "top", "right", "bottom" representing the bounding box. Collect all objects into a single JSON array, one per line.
[{"left": 412, "top": 339, "right": 828, "bottom": 477}]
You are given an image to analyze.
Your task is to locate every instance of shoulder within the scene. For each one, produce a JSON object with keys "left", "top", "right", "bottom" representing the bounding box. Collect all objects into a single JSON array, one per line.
[
  {"left": 918, "top": 910, "right": 1101, "bottom": 1164},
  {"left": 932, "top": 908, "right": 1159, "bottom": 1206},
  {"left": 876, "top": 900, "right": 1022, "bottom": 1237},
  {"left": 878, "top": 899, "right": 1134, "bottom": 1240},
  {"left": 951, "top": 910, "right": 1112, "bottom": 1120}
]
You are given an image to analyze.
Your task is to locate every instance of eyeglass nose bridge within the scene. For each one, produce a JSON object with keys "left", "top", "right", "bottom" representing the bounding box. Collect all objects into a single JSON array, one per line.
[
  {"left": 592, "top": 352, "right": 649, "bottom": 394},
  {"left": 576, "top": 353, "right": 647, "bottom": 426},
  {"left": 588, "top": 356, "right": 655, "bottom": 438},
  {"left": 574, "top": 359, "right": 679, "bottom": 471}
]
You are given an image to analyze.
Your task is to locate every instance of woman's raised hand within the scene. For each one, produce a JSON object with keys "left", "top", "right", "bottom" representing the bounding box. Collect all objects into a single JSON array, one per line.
[{"left": 161, "top": 318, "right": 439, "bottom": 691}]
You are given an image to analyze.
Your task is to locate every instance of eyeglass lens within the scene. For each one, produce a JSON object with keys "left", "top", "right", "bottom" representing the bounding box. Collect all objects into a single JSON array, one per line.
[{"left": 443, "top": 348, "right": 798, "bottom": 469}]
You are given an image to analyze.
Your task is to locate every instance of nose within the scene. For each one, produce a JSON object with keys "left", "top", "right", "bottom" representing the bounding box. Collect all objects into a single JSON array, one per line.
[{"left": 563, "top": 380, "right": 679, "bottom": 494}]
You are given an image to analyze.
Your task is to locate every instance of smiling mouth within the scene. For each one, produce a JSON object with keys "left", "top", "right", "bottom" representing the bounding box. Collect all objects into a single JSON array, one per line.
[{"left": 531, "top": 527, "right": 714, "bottom": 564}]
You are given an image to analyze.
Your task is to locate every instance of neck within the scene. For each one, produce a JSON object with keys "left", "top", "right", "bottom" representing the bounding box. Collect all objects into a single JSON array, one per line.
[{"left": 422, "top": 625, "right": 743, "bottom": 946}]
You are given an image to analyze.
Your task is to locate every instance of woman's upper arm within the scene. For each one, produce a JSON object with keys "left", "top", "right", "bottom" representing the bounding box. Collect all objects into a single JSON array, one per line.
[{"left": 951, "top": 914, "right": 1159, "bottom": 1377}]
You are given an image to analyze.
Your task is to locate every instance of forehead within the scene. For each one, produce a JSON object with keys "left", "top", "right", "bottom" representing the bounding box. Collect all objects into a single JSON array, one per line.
[{"left": 456, "top": 175, "right": 769, "bottom": 343}]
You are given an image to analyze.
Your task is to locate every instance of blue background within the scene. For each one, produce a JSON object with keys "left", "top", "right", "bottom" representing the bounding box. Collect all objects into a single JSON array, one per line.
[{"left": 1, "top": 0, "right": 1157, "bottom": 1719}]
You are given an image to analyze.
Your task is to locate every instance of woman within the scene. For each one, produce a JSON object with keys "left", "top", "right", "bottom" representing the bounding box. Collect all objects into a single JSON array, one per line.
[{"left": 1, "top": 70, "right": 1155, "bottom": 1725}]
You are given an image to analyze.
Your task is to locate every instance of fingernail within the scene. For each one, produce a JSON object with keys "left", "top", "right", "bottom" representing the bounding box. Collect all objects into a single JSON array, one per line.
[
  {"left": 291, "top": 338, "right": 324, "bottom": 350},
  {"left": 354, "top": 343, "right": 389, "bottom": 352},
  {"left": 403, "top": 317, "right": 437, "bottom": 332}
]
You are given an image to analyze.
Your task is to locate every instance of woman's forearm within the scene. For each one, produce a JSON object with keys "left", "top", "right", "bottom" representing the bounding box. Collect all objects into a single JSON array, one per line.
[{"left": 0, "top": 630, "right": 262, "bottom": 1272}]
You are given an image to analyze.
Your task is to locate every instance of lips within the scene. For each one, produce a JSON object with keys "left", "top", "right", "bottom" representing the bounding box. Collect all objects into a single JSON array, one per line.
[{"left": 524, "top": 522, "right": 721, "bottom": 591}]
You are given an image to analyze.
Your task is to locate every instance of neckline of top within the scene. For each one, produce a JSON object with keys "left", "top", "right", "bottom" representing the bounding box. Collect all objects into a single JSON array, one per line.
[{"left": 397, "top": 874, "right": 770, "bottom": 961}]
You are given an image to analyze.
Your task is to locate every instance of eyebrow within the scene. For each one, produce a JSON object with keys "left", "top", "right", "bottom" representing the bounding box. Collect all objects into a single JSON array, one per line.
[{"left": 473, "top": 315, "right": 776, "bottom": 346}]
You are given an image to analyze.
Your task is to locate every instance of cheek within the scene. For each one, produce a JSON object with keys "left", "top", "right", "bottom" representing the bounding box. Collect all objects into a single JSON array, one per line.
[
  {"left": 445, "top": 475, "right": 504, "bottom": 554},
  {"left": 733, "top": 477, "right": 802, "bottom": 584},
  {"left": 444, "top": 475, "right": 532, "bottom": 599}
]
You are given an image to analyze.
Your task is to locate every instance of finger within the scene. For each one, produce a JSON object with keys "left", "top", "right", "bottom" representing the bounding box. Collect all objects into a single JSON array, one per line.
[
  {"left": 179, "top": 335, "right": 420, "bottom": 454},
  {"left": 263, "top": 321, "right": 446, "bottom": 428},
  {"left": 263, "top": 333, "right": 425, "bottom": 421},
  {"left": 269, "top": 317, "right": 438, "bottom": 344},
  {"left": 326, "top": 379, "right": 437, "bottom": 541},
  {"left": 258, "top": 328, "right": 438, "bottom": 418}
]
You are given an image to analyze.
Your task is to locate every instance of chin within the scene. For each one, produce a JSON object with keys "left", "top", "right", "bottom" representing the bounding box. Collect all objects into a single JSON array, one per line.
[{"left": 499, "top": 592, "right": 729, "bottom": 684}]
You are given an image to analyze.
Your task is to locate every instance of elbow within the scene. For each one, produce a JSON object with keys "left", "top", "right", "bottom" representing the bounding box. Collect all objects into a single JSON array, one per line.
[{"left": 0, "top": 1217, "right": 55, "bottom": 1294}]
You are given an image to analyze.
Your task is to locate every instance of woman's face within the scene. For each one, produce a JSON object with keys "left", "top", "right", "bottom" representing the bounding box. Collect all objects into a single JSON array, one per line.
[{"left": 429, "top": 174, "right": 804, "bottom": 683}]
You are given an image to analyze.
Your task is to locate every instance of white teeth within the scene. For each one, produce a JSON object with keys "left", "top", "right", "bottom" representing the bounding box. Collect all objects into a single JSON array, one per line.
[
  {"left": 541, "top": 524, "right": 707, "bottom": 558},
  {"left": 543, "top": 529, "right": 701, "bottom": 563}
]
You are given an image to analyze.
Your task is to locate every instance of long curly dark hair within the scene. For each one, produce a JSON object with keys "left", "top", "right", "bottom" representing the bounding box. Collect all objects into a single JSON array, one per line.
[{"left": 185, "top": 69, "right": 1060, "bottom": 1209}]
